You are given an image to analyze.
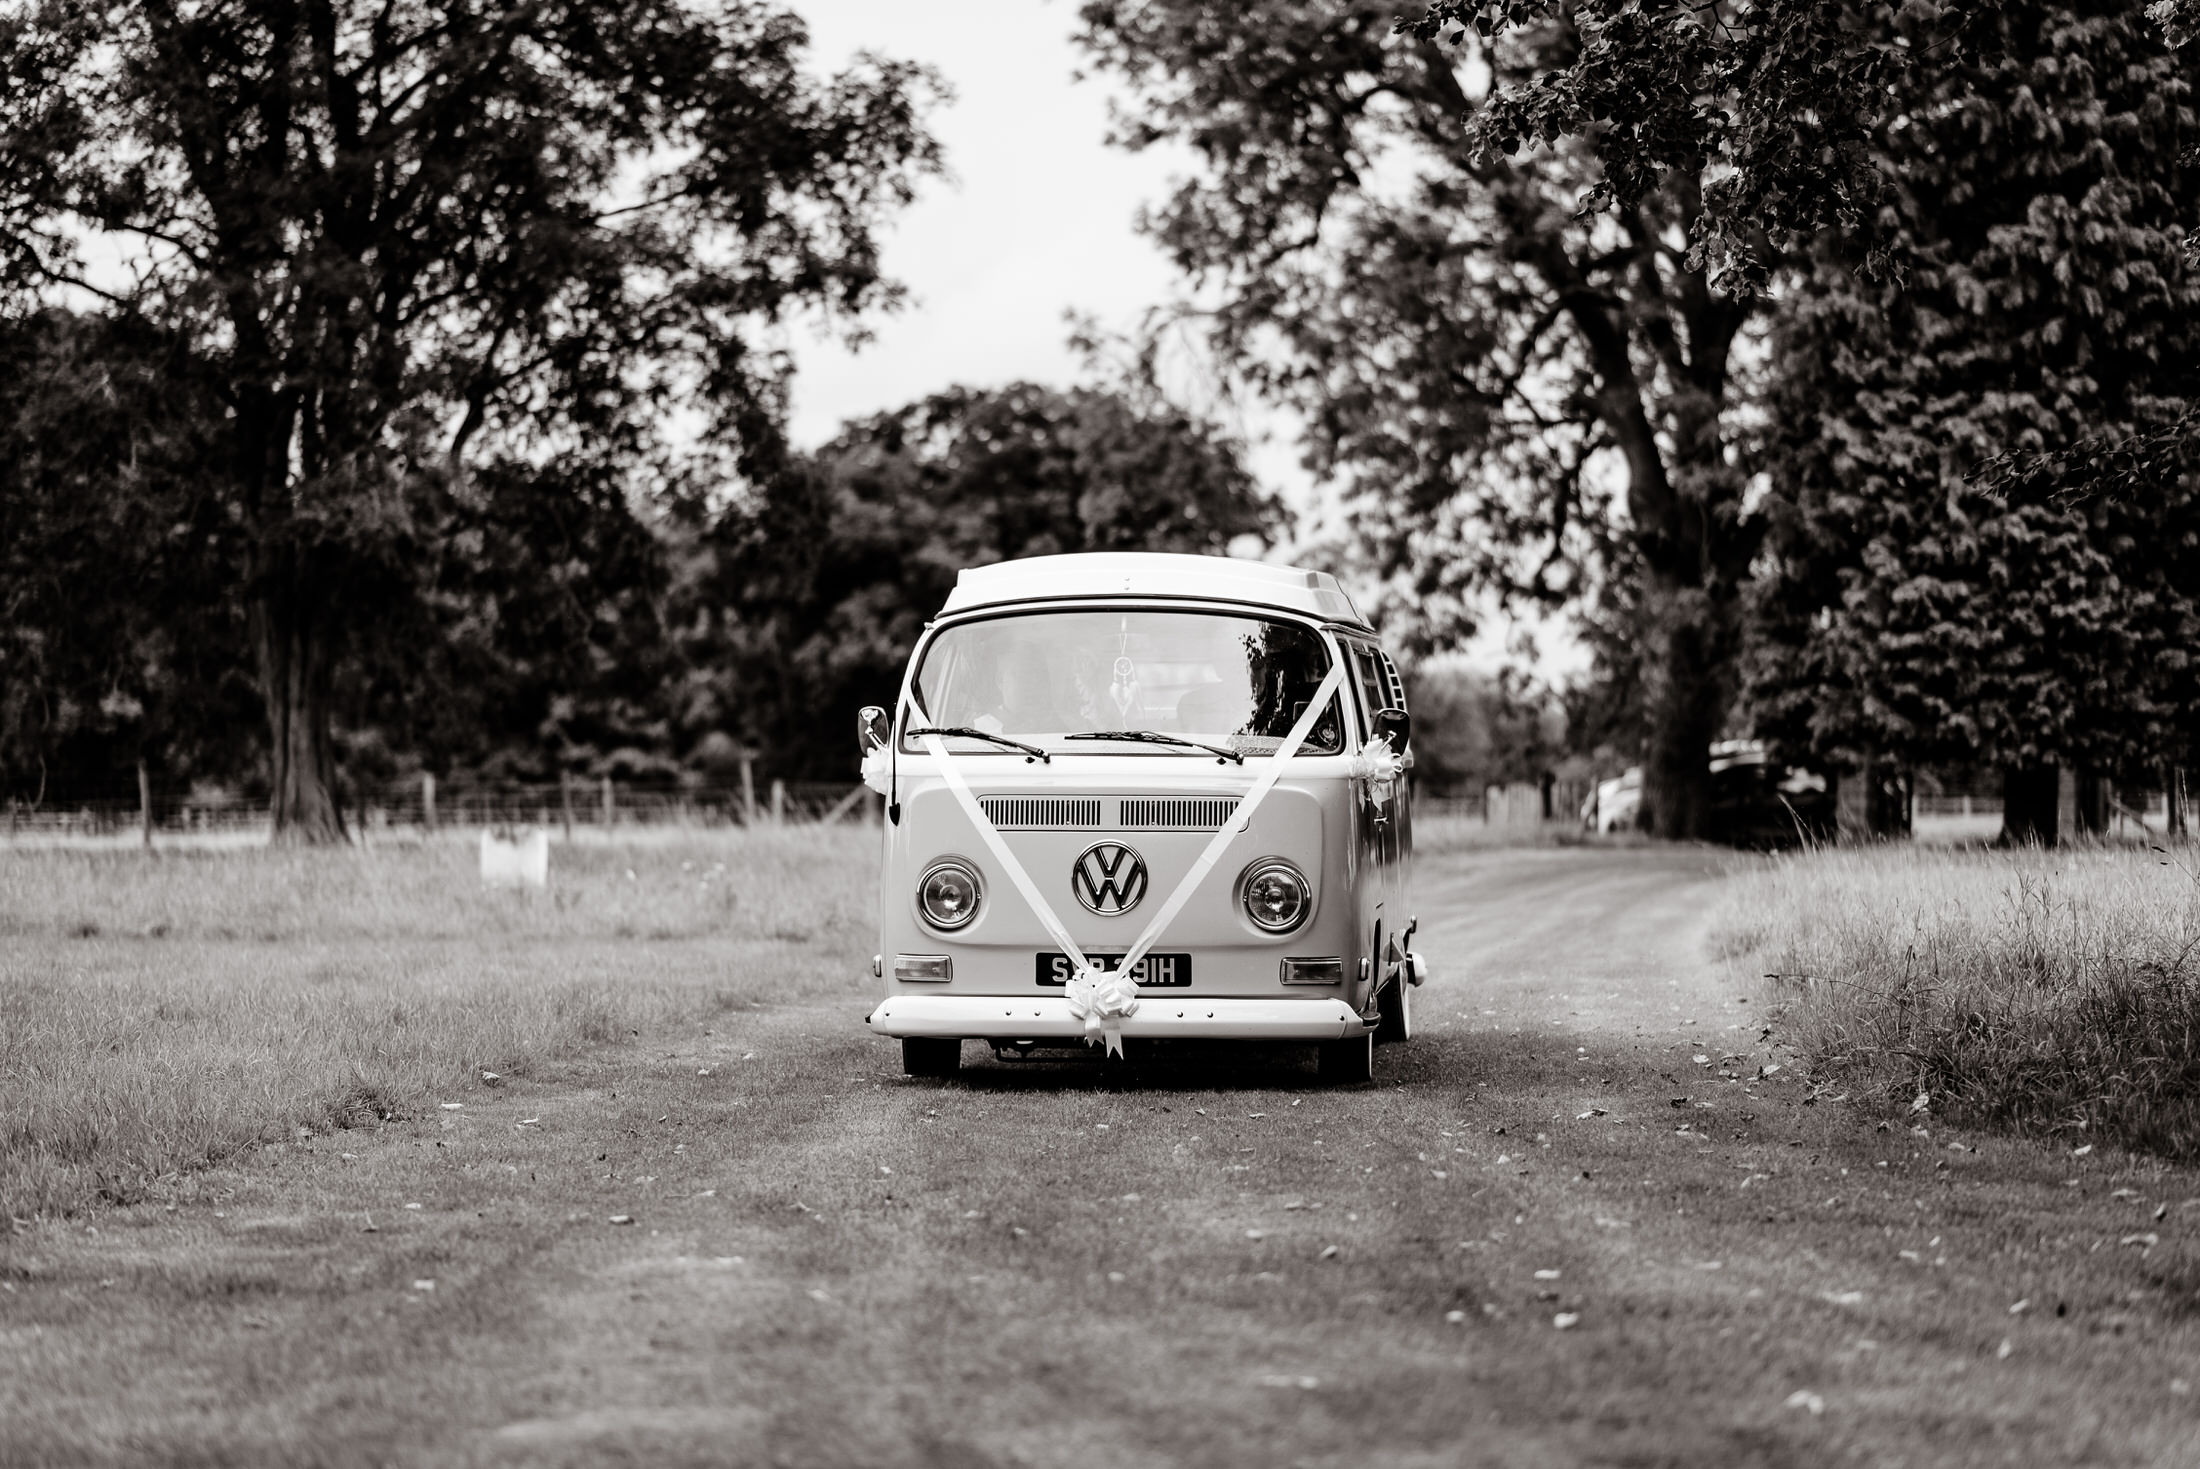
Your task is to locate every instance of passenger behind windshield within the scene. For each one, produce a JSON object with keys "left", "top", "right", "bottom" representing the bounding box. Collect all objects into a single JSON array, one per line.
[{"left": 910, "top": 610, "right": 1341, "bottom": 754}]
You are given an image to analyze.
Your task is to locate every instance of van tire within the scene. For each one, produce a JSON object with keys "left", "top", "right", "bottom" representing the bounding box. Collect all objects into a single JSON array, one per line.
[
  {"left": 902, "top": 1038, "right": 962, "bottom": 1076},
  {"left": 1318, "top": 1030, "right": 1374, "bottom": 1084},
  {"left": 1375, "top": 974, "right": 1412, "bottom": 1044}
]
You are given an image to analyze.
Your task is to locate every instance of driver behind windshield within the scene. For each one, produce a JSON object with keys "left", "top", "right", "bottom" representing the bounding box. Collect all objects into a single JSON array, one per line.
[{"left": 972, "top": 640, "right": 1084, "bottom": 736}]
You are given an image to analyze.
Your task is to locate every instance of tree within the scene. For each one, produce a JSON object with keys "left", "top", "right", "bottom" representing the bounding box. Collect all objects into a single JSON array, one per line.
[
  {"left": 1403, "top": 1, "right": 2200, "bottom": 481},
  {"left": 677, "top": 382, "right": 1277, "bottom": 781},
  {"left": 0, "top": 0, "right": 939, "bottom": 839},
  {"left": 1743, "top": 2, "right": 2200, "bottom": 842},
  {"left": 1078, "top": 0, "right": 1764, "bottom": 836},
  {"left": 0, "top": 309, "right": 258, "bottom": 806}
]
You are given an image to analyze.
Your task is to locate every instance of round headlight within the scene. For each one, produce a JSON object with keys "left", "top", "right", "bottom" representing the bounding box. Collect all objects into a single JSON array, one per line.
[
  {"left": 1240, "top": 859, "right": 1311, "bottom": 933},
  {"left": 917, "top": 858, "right": 983, "bottom": 931}
]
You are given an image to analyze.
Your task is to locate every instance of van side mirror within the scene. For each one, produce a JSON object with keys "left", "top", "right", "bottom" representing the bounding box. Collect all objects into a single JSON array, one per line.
[
  {"left": 857, "top": 705, "right": 889, "bottom": 754},
  {"left": 1372, "top": 707, "right": 1411, "bottom": 751}
]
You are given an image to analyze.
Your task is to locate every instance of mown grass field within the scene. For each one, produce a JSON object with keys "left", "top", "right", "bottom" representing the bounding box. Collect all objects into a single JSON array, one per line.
[
  {"left": 2, "top": 829, "right": 2196, "bottom": 1468},
  {"left": 0, "top": 829, "right": 875, "bottom": 1220}
]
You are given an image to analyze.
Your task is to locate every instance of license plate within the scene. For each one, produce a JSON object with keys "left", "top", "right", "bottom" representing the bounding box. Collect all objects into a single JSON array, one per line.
[{"left": 1035, "top": 952, "right": 1193, "bottom": 987}]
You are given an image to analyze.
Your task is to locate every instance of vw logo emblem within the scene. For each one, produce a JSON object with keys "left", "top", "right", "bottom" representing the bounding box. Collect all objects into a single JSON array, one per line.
[{"left": 1071, "top": 843, "right": 1148, "bottom": 915}]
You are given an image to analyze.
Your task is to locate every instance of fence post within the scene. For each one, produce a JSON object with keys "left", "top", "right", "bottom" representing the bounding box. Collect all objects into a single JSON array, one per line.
[
  {"left": 740, "top": 757, "right": 757, "bottom": 826},
  {"left": 138, "top": 758, "right": 152, "bottom": 849},
  {"left": 601, "top": 774, "right": 615, "bottom": 827},
  {"left": 421, "top": 772, "right": 437, "bottom": 831}
]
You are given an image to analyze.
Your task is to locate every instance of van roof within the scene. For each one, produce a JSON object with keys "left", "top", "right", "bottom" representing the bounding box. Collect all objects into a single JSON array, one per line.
[{"left": 939, "top": 552, "right": 1369, "bottom": 627}]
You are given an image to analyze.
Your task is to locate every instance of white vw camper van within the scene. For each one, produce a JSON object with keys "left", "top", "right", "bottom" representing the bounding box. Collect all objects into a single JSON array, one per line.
[{"left": 858, "top": 552, "right": 1425, "bottom": 1082}]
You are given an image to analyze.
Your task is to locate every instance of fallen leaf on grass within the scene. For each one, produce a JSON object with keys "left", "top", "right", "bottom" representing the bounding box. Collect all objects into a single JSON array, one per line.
[
  {"left": 517, "top": 1118, "right": 540, "bottom": 1127},
  {"left": 1908, "top": 1092, "right": 1931, "bottom": 1115},
  {"left": 607, "top": 1215, "right": 634, "bottom": 1226},
  {"left": 1445, "top": 1309, "right": 1467, "bottom": 1323},
  {"left": 1576, "top": 1108, "right": 1608, "bottom": 1119},
  {"left": 2073, "top": 1144, "right": 2094, "bottom": 1156},
  {"left": 1784, "top": 1390, "right": 1825, "bottom": 1415},
  {"left": 1997, "top": 1339, "right": 2013, "bottom": 1359},
  {"left": 1318, "top": 1245, "right": 1338, "bottom": 1260},
  {"left": 1552, "top": 1313, "right": 1579, "bottom": 1330},
  {"left": 1245, "top": 1229, "right": 1266, "bottom": 1241},
  {"left": 480, "top": 1072, "right": 501, "bottom": 1086},
  {"left": 1533, "top": 1269, "right": 1561, "bottom": 1280},
  {"left": 2010, "top": 1298, "right": 2031, "bottom": 1314}
]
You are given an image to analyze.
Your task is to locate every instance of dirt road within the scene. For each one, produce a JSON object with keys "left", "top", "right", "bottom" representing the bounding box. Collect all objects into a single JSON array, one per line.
[{"left": 5, "top": 845, "right": 2194, "bottom": 1467}]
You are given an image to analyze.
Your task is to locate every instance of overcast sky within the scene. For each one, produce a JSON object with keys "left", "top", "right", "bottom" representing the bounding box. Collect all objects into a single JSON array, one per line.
[{"left": 785, "top": 0, "right": 1194, "bottom": 448}]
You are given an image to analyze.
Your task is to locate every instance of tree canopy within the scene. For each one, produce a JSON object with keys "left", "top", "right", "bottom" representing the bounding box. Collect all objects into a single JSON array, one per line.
[
  {"left": 1743, "top": 1, "right": 2199, "bottom": 835},
  {"left": 0, "top": 0, "right": 941, "bottom": 836},
  {"left": 676, "top": 382, "right": 1276, "bottom": 782},
  {"left": 1079, "top": 0, "right": 1763, "bottom": 835}
]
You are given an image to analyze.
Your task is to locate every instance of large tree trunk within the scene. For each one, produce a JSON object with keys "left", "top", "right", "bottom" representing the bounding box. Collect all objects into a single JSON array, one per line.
[
  {"left": 1637, "top": 579, "right": 1729, "bottom": 839},
  {"left": 2000, "top": 763, "right": 2059, "bottom": 846},
  {"left": 252, "top": 576, "right": 346, "bottom": 845}
]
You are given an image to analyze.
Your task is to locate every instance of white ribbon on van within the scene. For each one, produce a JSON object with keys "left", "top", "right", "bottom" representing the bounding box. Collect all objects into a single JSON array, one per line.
[{"left": 919, "top": 663, "right": 1346, "bottom": 1058}]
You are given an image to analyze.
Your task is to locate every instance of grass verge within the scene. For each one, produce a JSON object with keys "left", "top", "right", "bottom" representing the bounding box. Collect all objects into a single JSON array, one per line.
[
  {"left": 1713, "top": 843, "right": 2200, "bottom": 1159},
  {"left": 0, "top": 829, "right": 877, "bottom": 1221}
]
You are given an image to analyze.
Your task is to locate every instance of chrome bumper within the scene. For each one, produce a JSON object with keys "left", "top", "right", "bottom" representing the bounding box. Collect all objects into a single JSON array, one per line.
[{"left": 865, "top": 994, "right": 1370, "bottom": 1042}]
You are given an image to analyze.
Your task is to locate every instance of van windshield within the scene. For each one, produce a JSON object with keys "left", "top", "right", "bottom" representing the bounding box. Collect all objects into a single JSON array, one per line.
[{"left": 909, "top": 609, "right": 1343, "bottom": 755}]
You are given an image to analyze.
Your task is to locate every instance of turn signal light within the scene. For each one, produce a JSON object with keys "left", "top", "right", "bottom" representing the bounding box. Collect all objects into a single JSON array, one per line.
[
  {"left": 895, "top": 955, "right": 953, "bottom": 983},
  {"left": 1279, "top": 957, "right": 1343, "bottom": 985}
]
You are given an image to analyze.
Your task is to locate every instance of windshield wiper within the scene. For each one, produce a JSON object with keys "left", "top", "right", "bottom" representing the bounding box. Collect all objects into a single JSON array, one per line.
[
  {"left": 906, "top": 726, "right": 1051, "bottom": 762},
  {"left": 1062, "top": 729, "right": 1246, "bottom": 764}
]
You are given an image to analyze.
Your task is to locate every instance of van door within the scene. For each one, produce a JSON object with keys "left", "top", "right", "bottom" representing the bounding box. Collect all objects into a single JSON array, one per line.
[{"left": 1342, "top": 638, "right": 1405, "bottom": 985}]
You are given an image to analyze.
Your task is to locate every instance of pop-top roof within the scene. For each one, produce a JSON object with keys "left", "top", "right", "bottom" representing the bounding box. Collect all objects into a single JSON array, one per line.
[{"left": 939, "top": 552, "right": 1368, "bottom": 626}]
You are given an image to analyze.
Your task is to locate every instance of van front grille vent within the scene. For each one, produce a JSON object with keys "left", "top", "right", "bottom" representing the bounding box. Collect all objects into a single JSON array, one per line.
[
  {"left": 1118, "top": 797, "right": 1239, "bottom": 830},
  {"left": 978, "top": 796, "right": 1103, "bottom": 829}
]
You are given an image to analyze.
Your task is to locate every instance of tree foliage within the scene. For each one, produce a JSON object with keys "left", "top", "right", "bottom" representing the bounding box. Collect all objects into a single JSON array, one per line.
[
  {"left": 1746, "top": 2, "right": 2200, "bottom": 795},
  {"left": 0, "top": 0, "right": 940, "bottom": 836},
  {"left": 677, "top": 382, "right": 1276, "bottom": 782}
]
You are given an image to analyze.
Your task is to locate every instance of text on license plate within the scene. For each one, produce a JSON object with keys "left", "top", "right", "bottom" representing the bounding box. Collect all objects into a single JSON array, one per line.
[{"left": 1035, "top": 952, "right": 1193, "bottom": 987}]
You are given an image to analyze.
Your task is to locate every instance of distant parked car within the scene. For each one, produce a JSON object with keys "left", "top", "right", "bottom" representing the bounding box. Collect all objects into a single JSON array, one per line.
[
  {"left": 1579, "top": 745, "right": 1834, "bottom": 847},
  {"left": 1706, "top": 741, "right": 1835, "bottom": 848},
  {"left": 1581, "top": 767, "right": 1641, "bottom": 833}
]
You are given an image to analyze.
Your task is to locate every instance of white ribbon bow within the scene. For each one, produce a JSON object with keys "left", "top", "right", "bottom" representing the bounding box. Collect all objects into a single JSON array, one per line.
[{"left": 919, "top": 663, "right": 1347, "bottom": 1058}]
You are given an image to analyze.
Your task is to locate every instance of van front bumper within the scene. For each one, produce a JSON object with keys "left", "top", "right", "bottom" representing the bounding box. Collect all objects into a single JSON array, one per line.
[{"left": 866, "top": 994, "right": 1370, "bottom": 1042}]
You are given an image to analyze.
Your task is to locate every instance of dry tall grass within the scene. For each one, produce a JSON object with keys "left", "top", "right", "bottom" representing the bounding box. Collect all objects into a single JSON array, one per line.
[
  {"left": 0, "top": 828, "right": 878, "bottom": 1219},
  {"left": 1713, "top": 843, "right": 2200, "bottom": 1158}
]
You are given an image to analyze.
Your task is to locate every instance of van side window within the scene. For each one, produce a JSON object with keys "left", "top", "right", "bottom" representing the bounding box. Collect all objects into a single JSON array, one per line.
[
  {"left": 1346, "top": 642, "right": 1388, "bottom": 741},
  {"left": 1377, "top": 649, "right": 1408, "bottom": 715}
]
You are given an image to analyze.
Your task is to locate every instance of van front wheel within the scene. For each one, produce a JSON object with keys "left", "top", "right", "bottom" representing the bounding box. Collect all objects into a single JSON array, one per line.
[
  {"left": 1317, "top": 1030, "right": 1374, "bottom": 1084},
  {"left": 902, "top": 1038, "right": 962, "bottom": 1077},
  {"left": 1375, "top": 974, "right": 1412, "bottom": 1044}
]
